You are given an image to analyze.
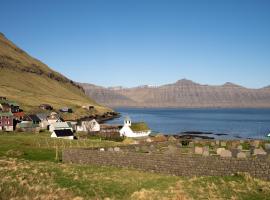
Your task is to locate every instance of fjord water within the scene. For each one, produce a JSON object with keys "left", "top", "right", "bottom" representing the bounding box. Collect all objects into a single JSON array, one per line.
[{"left": 108, "top": 108, "right": 270, "bottom": 139}]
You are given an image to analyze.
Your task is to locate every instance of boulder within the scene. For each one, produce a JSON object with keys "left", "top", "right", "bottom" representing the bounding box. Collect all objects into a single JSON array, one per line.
[
  {"left": 220, "top": 150, "right": 232, "bottom": 158},
  {"left": 188, "top": 142, "right": 194, "bottom": 147},
  {"left": 217, "top": 148, "right": 226, "bottom": 155},
  {"left": 202, "top": 150, "right": 210, "bottom": 157},
  {"left": 237, "top": 152, "right": 246, "bottom": 159},
  {"left": 153, "top": 134, "right": 167, "bottom": 142},
  {"left": 237, "top": 145, "right": 243, "bottom": 150},
  {"left": 265, "top": 143, "right": 270, "bottom": 151},
  {"left": 194, "top": 147, "right": 203, "bottom": 155},
  {"left": 253, "top": 148, "right": 267, "bottom": 156},
  {"left": 100, "top": 148, "right": 105, "bottom": 152},
  {"left": 168, "top": 136, "right": 177, "bottom": 142},
  {"left": 114, "top": 147, "right": 120, "bottom": 152},
  {"left": 108, "top": 147, "right": 114, "bottom": 152}
]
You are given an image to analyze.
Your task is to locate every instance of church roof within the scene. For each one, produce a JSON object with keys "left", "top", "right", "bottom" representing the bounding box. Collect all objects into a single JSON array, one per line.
[{"left": 130, "top": 122, "right": 150, "bottom": 132}]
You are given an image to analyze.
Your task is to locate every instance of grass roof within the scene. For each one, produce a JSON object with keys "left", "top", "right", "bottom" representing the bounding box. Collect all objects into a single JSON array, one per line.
[{"left": 130, "top": 122, "right": 150, "bottom": 132}]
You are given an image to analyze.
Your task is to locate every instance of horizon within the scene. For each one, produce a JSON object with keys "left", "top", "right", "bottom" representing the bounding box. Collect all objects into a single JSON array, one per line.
[{"left": 1, "top": 0, "right": 270, "bottom": 88}]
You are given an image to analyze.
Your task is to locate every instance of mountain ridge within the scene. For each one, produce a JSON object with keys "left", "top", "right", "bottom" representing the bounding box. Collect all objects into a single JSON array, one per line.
[{"left": 81, "top": 80, "right": 270, "bottom": 108}]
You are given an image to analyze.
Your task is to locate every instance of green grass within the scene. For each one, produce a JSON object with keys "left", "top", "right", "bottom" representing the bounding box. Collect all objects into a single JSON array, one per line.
[
  {"left": 130, "top": 122, "right": 150, "bottom": 131},
  {"left": 0, "top": 133, "right": 270, "bottom": 200},
  {"left": 0, "top": 132, "right": 122, "bottom": 162}
]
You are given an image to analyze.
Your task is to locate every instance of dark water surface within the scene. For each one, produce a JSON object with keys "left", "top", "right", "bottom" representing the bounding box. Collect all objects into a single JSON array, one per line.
[{"left": 108, "top": 108, "right": 270, "bottom": 139}]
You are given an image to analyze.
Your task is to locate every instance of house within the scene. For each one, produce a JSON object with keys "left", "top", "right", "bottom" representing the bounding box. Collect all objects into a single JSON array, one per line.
[
  {"left": 39, "top": 104, "right": 53, "bottom": 110},
  {"left": 49, "top": 122, "right": 73, "bottom": 133},
  {"left": 28, "top": 114, "right": 41, "bottom": 125},
  {"left": 13, "top": 111, "right": 25, "bottom": 121},
  {"left": 36, "top": 113, "right": 50, "bottom": 129},
  {"left": 0, "top": 97, "right": 7, "bottom": 101},
  {"left": 119, "top": 117, "right": 151, "bottom": 138},
  {"left": 51, "top": 129, "right": 74, "bottom": 139},
  {"left": 59, "top": 107, "right": 73, "bottom": 113},
  {"left": 66, "top": 121, "right": 77, "bottom": 131},
  {"left": 0, "top": 99, "right": 20, "bottom": 113},
  {"left": 16, "top": 121, "right": 40, "bottom": 133},
  {"left": 47, "top": 112, "right": 61, "bottom": 125},
  {"left": 0, "top": 102, "right": 11, "bottom": 112},
  {"left": 82, "top": 105, "right": 95, "bottom": 111},
  {"left": 0, "top": 112, "right": 14, "bottom": 132},
  {"left": 77, "top": 119, "right": 100, "bottom": 132}
]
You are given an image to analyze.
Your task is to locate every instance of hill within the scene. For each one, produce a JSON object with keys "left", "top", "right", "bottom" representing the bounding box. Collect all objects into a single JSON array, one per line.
[
  {"left": 81, "top": 79, "right": 270, "bottom": 108},
  {"left": 0, "top": 33, "right": 111, "bottom": 120}
]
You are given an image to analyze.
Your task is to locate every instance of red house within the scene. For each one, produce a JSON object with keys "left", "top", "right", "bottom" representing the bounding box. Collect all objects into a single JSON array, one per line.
[{"left": 0, "top": 112, "right": 14, "bottom": 132}]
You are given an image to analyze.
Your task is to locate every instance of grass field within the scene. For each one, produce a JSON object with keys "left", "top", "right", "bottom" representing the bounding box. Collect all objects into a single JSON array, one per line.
[{"left": 0, "top": 132, "right": 270, "bottom": 200}]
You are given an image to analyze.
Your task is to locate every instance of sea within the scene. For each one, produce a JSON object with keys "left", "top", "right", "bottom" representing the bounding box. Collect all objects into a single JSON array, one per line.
[{"left": 107, "top": 108, "right": 270, "bottom": 139}]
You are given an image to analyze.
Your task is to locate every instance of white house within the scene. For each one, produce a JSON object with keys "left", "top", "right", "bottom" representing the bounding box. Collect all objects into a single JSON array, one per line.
[
  {"left": 47, "top": 112, "right": 61, "bottom": 125},
  {"left": 51, "top": 129, "right": 74, "bottom": 140},
  {"left": 119, "top": 117, "right": 151, "bottom": 138},
  {"left": 36, "top": 113, "right": 50, "bottom": 129},
  {"left": 76, "top": 119, "right": 100, "bottom": 132},
  {"left": 49, "top": 122, "right": 73, "bottom": 133}
]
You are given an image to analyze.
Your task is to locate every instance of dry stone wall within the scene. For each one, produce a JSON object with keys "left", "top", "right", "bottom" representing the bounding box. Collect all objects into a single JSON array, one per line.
[{"left": 63, "top": 148, "right": 270, "bottom": 180}]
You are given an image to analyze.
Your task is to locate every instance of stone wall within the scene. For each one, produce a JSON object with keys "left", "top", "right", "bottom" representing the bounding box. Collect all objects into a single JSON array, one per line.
[{"left": 62, "top": 148, "right": 270, "bottom": 180}]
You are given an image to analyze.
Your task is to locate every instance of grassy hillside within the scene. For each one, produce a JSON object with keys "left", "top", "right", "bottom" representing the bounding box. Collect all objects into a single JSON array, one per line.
[
  {"left": 0, "top": 133, "right": 269, "bottom": 200},
  {"left": 0, "top": 33, "right": 111, "bottom": 119}
]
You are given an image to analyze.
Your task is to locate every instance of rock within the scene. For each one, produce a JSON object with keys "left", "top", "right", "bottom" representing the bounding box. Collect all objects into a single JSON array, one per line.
[
  {"left": 237, "top": 152, "right": 247, "bottom": 159},
  {"left": 165, "top": 145, "right": 178, "bottom": 154},
  {"left": 220, "top": 141, "right": 227, "bottom": 147},
  {"left": 217, "top": 148, "right": 226, "bottom": 155},
  {"left": 231, "top": 141, "right": 239, "bottom": 148},
  {"left": 265, "top": 143, "right": 270, "bottom": 151},
  {"left": 108, "top": 147, "right": 114, "bottom": 152},
  {"left": 253, "top": 148, "right": 267, "bottom": 156},
  {"left": 220, "top": 150, "right": 232, "bottom": 158},
  {"left": 114, "top": 147, "right": 120, "bottom": 152},
  {"left": 100, "top": 148, "right": 105, "bottom": 151},
  {"left": 237, "top": 145, "right": 243, "bottom": 150},
  {"left": 188, "top": 142, "right": 194, "bottom": 147},
  {"left": 168, "top": 136, "right": 177, "bottom": 142},
  {"left": 215, "top": 140, "right": 220, "bottom": 145},
  {"left": 211, "top": 142, "right": 215, "bottom": 147},
  {"left": 194, "top": 147, "right": 203, "bottom": 155},
  {"left": 203, "top": 146, "right": 209, "bottom": 151},
  {"left": 153, "top": 134, "right": 167, "bottom": 142},
  {"left": 231, "top": 149, "right": 240, "bottom": 158},
  {"left": 251, "top": 140, "right": 260, "bottom": 148},
  {"left": 146, "top": 138, "right": 153, "bottom": 143},
  {"left": 202, "top": 150, "right": 210, "bottom": 157}
]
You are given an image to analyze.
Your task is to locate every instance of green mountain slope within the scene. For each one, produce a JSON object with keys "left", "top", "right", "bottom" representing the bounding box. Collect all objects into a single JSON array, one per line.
[{"left": 0, "top": 33, "right": 111, "bottom": 119}]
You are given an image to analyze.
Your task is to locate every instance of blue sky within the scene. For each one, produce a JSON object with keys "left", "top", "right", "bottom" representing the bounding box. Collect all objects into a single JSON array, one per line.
[{"left": 1, "top": 0, "right": 270, "bottom": 88}]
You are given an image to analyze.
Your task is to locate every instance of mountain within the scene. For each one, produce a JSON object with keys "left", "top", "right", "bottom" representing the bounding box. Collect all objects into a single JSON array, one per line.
[
  {"left": 81, "top": 79, "right": 270, "bottom": 108},
  {"left": 0, "top": 33, "right": 111, "bottom": 120}
]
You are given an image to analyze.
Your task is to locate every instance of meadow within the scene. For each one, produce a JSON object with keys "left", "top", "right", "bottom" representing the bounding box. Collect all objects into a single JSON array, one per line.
[{"left": 0, "top": 132, "right": 270, "bottom": 200}]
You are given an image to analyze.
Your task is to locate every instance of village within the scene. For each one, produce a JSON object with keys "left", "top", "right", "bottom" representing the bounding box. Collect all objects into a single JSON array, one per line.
[{"left": 0, "top": 96, "right": 151, "bottom": 140}]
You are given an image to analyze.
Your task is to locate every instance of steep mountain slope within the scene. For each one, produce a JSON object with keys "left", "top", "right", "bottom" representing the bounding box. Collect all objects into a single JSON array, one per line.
[
  {"left": 0, "top": 33, "right": 111, "bottom": 119},
  {"left": 82, "top": 79, "right": 270, "bottom": 108}
]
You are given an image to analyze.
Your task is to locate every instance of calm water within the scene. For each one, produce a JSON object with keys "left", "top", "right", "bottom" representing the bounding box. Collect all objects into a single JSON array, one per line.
[{"left": 108, "top": 108, "right": 270, "bottom": 139}]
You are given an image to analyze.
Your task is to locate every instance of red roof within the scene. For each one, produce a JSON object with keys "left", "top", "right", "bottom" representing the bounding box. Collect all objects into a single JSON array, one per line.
[{"left": 13, "top": 112, "right": 25, "bottom": 117}]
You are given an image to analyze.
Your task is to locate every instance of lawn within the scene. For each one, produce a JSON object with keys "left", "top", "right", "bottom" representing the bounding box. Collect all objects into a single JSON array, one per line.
[{"left": 0, "top": 132, "right": 270, "bottom": 200}]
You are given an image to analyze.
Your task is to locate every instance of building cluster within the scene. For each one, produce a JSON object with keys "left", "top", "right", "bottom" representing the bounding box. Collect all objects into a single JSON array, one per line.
[{"left": 0, "top": 97, "right": 151, "bottom": 139}]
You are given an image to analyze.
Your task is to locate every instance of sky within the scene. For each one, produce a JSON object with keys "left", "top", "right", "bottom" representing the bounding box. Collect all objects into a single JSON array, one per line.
[{"left": 1, "top": 0, "right": 270, "bottom": 88}]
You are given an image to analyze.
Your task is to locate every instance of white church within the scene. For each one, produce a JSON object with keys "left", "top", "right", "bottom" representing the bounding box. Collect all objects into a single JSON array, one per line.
[{"left": 119, "top": 117, "right": 151, "bottom": 138}]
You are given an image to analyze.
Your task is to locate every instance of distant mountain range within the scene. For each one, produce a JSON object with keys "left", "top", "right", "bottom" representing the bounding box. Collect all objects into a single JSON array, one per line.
[{"left": 80, "top": 79, "right": 270, "bottom": 108}]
